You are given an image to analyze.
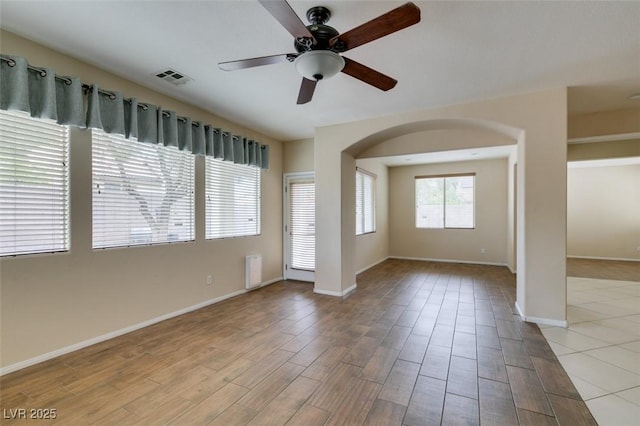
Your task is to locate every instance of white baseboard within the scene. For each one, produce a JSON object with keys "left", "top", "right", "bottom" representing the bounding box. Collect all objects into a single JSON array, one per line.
[
  {"left": 313, "top": 283, "right": 357, "bottom": 297},
  {"left": 515, "top": 301, "right": 568, "bottom": 328},
  {"left": 343, "top": 283, "right": 357, "bottom": 296},
  {"left": 567, "top": 276, "right": 637, "bottom": 284},
  {"left": 260, "top": 276, "right": 284, "bottom": 288},
  {"left": 568, "top": 255, "right": 639, "bottom": 262},
  {"left": 356, "top": 256, "right": 390, "bottom": 275},
  {"left": 390, "top": 256, "right": 508, "bottom": 268},
  {"left": 527, "top": 316, "right": 568, "bottom": 328},
  {"left": 514, "top": 301, "right": 524, "bottom": 319},
  {"left": 0, "top": 279, "right": 282, "bottom": 376}
]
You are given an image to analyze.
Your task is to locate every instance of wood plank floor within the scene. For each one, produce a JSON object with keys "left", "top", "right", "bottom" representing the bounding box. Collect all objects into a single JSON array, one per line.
[
  {"left": 0, "top": 259, "right": 595, "bottom": 425},
  {"left": 567, "top": 257, "right": 639, "bottom": 282}
]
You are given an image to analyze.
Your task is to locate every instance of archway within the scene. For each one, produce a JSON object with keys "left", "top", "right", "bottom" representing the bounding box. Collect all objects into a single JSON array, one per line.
[{"left": 313, "top": 89, "right": 568, "bottom": 326}]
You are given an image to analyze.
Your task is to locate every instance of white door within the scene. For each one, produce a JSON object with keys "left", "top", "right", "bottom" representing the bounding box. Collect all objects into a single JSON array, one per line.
[{"left": 284, "top": 173, "right": 315, "bottom": 282}]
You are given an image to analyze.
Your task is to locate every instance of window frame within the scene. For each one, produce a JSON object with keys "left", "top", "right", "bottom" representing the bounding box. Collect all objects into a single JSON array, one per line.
[
  {"left": 356, "top": 167, "right": 376, "bottom": 236},
  {"left": 205, "top": 157, "right": 261, "bottom": 240},
  {"left": 0, "top": 109, "right": 70, "bottom": 257},
  {"left": 415, "top": 173, "right": 476, "bottom": 230}
]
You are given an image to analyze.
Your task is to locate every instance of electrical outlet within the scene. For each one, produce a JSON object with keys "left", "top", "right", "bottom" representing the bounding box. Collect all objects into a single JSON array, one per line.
[
  {"left": 480, "top": 248, "right": 486, "bottom": 253},
  {"left": 206, "top": 275, "right": 212, "bottom": 285}
]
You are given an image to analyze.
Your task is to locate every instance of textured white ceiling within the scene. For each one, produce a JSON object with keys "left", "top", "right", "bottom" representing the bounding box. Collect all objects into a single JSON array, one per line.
[{"left": 1, "top": 1, "right": 639, "bottom": 141}]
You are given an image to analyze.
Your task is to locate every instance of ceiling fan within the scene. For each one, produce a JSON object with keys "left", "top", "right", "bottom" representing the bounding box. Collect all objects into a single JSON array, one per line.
[{"left": 219, "top": 1, "right": 421, "bottom": 104}]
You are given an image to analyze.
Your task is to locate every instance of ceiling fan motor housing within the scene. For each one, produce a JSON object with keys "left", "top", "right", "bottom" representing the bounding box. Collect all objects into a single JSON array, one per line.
[
  {"left": 294, "top": 6, "right": 345, "bottom": 53},
  {"left": 306, "top": 6, "right": 330, "bottom": 24}
]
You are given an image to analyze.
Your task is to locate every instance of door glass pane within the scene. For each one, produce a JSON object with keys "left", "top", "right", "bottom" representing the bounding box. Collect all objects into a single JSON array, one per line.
[{"left": 289, "top": 180, "right": 315, "bottom": 271}]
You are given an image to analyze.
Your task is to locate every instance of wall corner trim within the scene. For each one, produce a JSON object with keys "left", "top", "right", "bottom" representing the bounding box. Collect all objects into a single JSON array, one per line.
[
  {"left": 260, "top": 276, "right": 284, "bottom": 288},
  {"left": 515, "top": 301, "right": 568, "bottom": 328},
  {"left": 313, "top": 283, "right": 357, "bottom": 297},
  {"left": 568, "top": 255, "right": 640, "bottom": 263}
]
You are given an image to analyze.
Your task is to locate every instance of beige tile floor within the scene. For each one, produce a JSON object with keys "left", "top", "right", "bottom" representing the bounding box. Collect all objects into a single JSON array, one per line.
[{"left": 541, "top": 277, "right": 640, "bottom": 426}]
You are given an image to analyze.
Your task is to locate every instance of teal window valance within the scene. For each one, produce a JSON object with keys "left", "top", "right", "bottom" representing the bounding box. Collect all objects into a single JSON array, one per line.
[{"left": 0, "top": 54, "right": 269, "bottom": 169}]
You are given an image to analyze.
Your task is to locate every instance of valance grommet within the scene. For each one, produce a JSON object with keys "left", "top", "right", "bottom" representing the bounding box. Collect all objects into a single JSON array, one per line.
[{"left": 0, "top": 54, "right": 270, "bottom": 169}]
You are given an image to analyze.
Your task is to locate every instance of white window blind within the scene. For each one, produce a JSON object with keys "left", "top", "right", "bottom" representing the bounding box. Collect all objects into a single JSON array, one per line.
[
  {"left": 356, "top": 168, "right": 376, "bottom": 235},
  {"left": 289, "top": 180, "right": 315, "bottom": 271},
  {"left": 0, "top": 110, "right": 69, "bottom": 256},
  {"left": 206, "top": 158, "right": 261, "bottom": 239},
  {"left": 92, "top": 129, "right": 194, "bottom": 248},
  {"left": 416, "top": 174, "right": 475, "bottom": 229}
]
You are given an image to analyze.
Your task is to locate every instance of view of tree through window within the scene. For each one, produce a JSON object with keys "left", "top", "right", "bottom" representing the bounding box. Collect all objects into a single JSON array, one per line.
[
  {"left": 92, "top": 129, "right": 195, "bottom": 248},
  {"left": 416, "top": 174, "right": 475, "bottom": 229}
]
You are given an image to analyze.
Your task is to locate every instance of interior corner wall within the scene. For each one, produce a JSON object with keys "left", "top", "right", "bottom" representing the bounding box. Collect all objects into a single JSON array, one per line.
[
  {"left": 515, "top": 91, "right": 567, "bottom": 325},
  {"left": 283, "top": 139, "right": 390, "bottom": 279},
  {"left": 507, "top": 151, "right": 518, "bottom": 273},
  {"left": 0, "top": 31, "right": 284, "bottom": 370},
  {"left": 388, "top": 158, "right": 508, "bottom": 265},
  {"left": 314, "top": 88, "right": 568, "bottom": 325},
  {"left": 355, "top": 158, "right": 389, "bottom": 274},
  {"left": 567, "top": 164, "right": 640, "bottom": 261},
  {"left": 314, "top": 145, "right": 344, "bottom": 295},
  {"left": 340, "top": 153, "right": 357, "bottom": 292}
]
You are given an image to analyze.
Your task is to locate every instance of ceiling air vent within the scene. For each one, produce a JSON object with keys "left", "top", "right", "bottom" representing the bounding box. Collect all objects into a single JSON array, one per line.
[{"left": 155, "top": 69, "right": 193, "bottom": 86}]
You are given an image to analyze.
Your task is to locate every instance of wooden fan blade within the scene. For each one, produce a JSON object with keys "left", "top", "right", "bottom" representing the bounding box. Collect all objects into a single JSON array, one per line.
[
  {"left": 297, "top": 78, "right": 317, "bottom": 104},
  {"left": 259, "top": 0, "right": 316, "bottom": 43},
  {"left": 341, "top": 57, "right": 397, "bottom": 91},
  {"left": 331, "top": 2, "right": 420, "bottom": 52},
  {"left": 218, "top": 54, "right": 296, "bottom": 71}
]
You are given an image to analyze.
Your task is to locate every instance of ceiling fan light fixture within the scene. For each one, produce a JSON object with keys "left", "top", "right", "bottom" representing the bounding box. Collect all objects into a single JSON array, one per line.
[{"left": 294, "top": 50, "right": 345, "bottom": 81}]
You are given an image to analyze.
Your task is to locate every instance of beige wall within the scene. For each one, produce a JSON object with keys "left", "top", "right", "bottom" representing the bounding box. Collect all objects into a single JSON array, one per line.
[
  {"left": 567, "top": 164, "right": 640, "bottom": 261},
  {"left": 355, "top": 159, "right": 389, "bottom": 273},
  {"left": 568, "top": 139, "right": 640, "bottom": 161},
  {"left": 568, "top": 108, "right": 640, "bottom": 139},
  {"left": 389, "top": 159, "right": 508, "bottom": 265},
  {"left": 283, "top": 138, "right": 314, "bottom": 173},
  {"left": 0, "top": 32, "right": 284, "bottom": 370}
]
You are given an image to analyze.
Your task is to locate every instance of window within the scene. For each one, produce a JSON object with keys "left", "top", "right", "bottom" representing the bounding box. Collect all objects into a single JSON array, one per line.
[
  {"left": 206, "top": 158, "right": 261, "bottom": 239},
  {"left": 356, "top": 168, "right": 376, "bottom": 235},
  {"left": 92, "top": 129, "right": 195, "bottom": 248},
  {"left": 416, "top": 174, "right": 475, "bottom": 229},
  {"left": 0, "top": 110, "right": 70, "bottom": 256}
]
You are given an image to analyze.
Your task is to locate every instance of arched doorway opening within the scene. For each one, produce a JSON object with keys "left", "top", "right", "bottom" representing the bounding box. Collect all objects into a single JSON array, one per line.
[{"left": 313, "top": 89, "right": 569, "bottom": 326}]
